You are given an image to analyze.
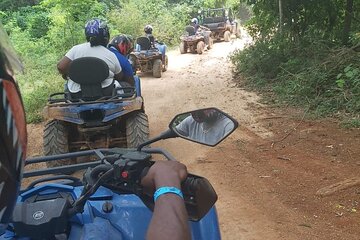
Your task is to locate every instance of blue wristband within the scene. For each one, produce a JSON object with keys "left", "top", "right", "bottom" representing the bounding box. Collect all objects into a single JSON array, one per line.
[{"left": 153, "top": 186, "right": 184, "bottom": 202}]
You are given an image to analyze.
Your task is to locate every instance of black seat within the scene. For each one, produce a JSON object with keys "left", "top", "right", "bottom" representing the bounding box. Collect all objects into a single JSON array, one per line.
[
  {"left": 68, "top": 57, "right": 110, "bottom": 101},
  {"left": 136, "top": 37, "right": 151, "bottom": 50},
  {"left": 185, "top": 26, "right": 196, "bottom": 36}
]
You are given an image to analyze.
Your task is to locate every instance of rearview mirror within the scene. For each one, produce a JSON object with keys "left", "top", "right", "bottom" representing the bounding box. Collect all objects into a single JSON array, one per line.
[{"left": 169, "top": 108, "right": 238, "bottom": 146}]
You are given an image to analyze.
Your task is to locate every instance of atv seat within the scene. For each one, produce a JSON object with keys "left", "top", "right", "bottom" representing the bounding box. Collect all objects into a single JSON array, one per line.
[
  {"left": 68, "top": 57, "right": 111, "bottom": 101},
  {"left": 185, "top": 26, "right": 196, "bottom": 36},
  {"left": 136, "top": 37, "right": 152, "bottom": 50}
]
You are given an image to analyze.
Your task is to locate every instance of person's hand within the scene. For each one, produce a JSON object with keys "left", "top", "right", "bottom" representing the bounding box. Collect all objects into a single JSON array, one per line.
[{"left": 141, "top": 161, "right": 187, "bottom": 192}]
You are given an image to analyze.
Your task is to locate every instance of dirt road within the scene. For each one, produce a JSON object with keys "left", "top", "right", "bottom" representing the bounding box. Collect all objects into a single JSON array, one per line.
[{"left": 27, "top": 38, "right": 360, "bottom": 239}]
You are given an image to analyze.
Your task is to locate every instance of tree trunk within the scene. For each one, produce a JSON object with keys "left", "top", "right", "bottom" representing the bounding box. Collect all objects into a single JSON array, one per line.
[
  {"left": 342, "top": 0, "right": 353, "bottom": 45},
  {"left": 279, "top": 0, "right": 283, "bottom": 34}
]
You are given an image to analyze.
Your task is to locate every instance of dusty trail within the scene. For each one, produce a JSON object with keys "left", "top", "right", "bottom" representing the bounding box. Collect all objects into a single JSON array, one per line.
[
  {"left": 27, "top": 36, "right": 360, "bottom": 239},
  {"left": 140, "top": 39, "right": 283, "bottom": 239}
]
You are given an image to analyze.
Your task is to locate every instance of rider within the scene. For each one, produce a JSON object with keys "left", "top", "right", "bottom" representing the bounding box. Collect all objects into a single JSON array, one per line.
[
  {"left": 176, "top": 109, "right": 234, "bottom": 145},
  {"left": 108, "top": 34, "right": 136, "bottom": 88},
  {"left": 191, "top": 18, "right": 200, "bottom": 32},
  {"left": 143, "top": 25, "right": 167, "bottom": 64},
  {"left": 190, "top": 17, "right": 210, "bottom": 48},
  {"left": 0, "top": 23, "right": 190, "bottom": 240},
  {"left": 57, "top": 18, "right": 125, "bottom": 98}
]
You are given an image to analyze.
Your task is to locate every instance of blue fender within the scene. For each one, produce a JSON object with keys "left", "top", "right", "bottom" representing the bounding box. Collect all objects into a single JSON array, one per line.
[{"left": 134, "top": 75, "right": 141, "bottom": 97}]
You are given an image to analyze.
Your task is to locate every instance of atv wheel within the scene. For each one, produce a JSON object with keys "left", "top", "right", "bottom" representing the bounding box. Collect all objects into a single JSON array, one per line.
[
  {"left": 224, "top": 31, "right": 231, "bottom": 42},
  {"left": 236, "top": 28, "right": 241, "bottom": 38},
  {"left": 208, "top": 37, "right": 214, "bottom": 50},
  {"left": 153, "top": 59, "right": 162, "bottom": 78},
  {"left": 43, "top": 120, "right": 75, "bottom": 171},
  {"left": 196, "top": 41, "right": 205, "bottom": 54},
  {"left": 162, "top": 55, "right": 168, "bottom": 72},
  {"left": 179, "top": 42, "right": 186, "bottom": 54},
  {"left": 126, "top": 112, "right": 150, "bottom": 148}
]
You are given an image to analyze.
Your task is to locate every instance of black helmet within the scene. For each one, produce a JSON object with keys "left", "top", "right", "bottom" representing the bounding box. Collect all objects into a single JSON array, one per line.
[
  {"left": 0, "top": 23, "right": 27, "bottom": 230},
  {"left": 109, "top": 34, "right": 133, "bottom": 56},
  {"left": 144, "top": 25, "right": 153, "bottom": 34},
  {"left": 84, "top": 18, "right": 110, "bottom": 46}
]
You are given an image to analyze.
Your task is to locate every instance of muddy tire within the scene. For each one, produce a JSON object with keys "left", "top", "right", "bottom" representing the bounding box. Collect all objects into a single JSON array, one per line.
[
  {"left": 196, "top": 41, "right": 205, "bottom": 54},
  {"left": 208, "top": 37, "right": 214, "bottom": 50},
  {"left": 224, "top": 31, "right": 231, "bottom": 42},
  {"left": 153, "top": 59, "right": 162, "bottom": 78},
  {"left": 236, "top": 28, "right": 241, "bottom": 38},
  {"left": 43, "top": 120, "right": 75, "bottom": 171},
  {"left": 162, "top": 55, "right": 168, "bottom": 72},
  {"left": 179, "top": 42, "right": 186, "bottom": 54},
  {"left": 126, "top": 112, "right": 150, "bottom": 148}
]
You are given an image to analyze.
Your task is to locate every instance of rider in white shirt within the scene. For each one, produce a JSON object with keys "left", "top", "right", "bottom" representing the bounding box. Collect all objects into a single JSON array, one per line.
[{"left": 57, "top": 18, "right": 123, "bottom": 95}]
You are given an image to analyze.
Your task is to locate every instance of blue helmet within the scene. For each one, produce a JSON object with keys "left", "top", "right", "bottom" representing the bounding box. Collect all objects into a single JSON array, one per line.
[{"left": 84, "top": 18, "right": 110, "bottom": 44}]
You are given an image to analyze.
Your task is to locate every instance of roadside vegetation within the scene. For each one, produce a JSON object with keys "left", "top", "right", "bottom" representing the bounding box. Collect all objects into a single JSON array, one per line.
[
  {"left": 231, "top": 1, "right": 360, "bottom": 126},
  {"left": 1, "top": 0, "right": 242, "bottom": 122}
]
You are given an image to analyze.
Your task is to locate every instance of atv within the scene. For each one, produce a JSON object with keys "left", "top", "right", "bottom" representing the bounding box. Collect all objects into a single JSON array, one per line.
[
  {"left": 130, "top": 37, "right": 168, "bottom": 78},
  {"left": 3, "top": 108, "right": 238, "bottom": 240},
  {"left": 43, "top": 57, "right": 149, "bottom": 170},
  {"left": 199, "top": 8, "right": 240, "bottom": 42},
  {"left": 179, "top": 26, "right": 213, "bottom": 55}
]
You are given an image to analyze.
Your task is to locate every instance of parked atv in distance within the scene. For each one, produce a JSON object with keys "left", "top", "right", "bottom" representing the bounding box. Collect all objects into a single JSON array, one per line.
[
  {"left": 130, "top": 37, "right": 168, "bottom": 78},
  {"left": 179, "top": 26, "right": 213, "bottom": 55},
  {"left": 3, "top": 108, "right": 238, "bottom": 240},
  {"left": 199, "top": 8, "right": 240, "bottom": 42},
  {"left": 43, "top": 57, "right": 149, "bottom": 170}
]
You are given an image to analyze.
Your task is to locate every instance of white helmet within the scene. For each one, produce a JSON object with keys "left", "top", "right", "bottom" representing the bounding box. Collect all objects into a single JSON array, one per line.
[{"left": 191, "top": 18, "right": 198, "bottom": 25}]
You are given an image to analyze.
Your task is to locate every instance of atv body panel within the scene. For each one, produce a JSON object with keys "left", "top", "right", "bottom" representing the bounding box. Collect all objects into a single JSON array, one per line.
[{"left": 2, "top": 184, "right": 221, "bottom": 240}]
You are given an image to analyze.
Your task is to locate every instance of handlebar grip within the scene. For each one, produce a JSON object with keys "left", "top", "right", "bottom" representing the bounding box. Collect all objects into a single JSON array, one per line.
[{"left": 181, "top": 174, "right": 218, "bottom": 221}]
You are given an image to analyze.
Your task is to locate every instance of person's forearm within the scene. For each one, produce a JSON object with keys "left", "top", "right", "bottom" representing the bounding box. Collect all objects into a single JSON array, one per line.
[
  {"left": 125, "top": 75, "right": 135, "bottom": 86},
  {"left": 147, "top": 194, "right": 190, "bottom": 240}
]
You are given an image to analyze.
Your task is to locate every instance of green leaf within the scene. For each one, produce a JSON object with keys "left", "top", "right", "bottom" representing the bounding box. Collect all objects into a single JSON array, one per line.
[
  {"left": 336, "top": 79, "right": 345, "bottom": 88},
  {"left": 345, "top": 71, "right": 354, "bottom": 78}
]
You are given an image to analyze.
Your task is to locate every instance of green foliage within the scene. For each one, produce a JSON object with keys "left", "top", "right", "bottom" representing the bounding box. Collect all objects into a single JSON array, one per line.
[{"left": 231, "top": 0, "right": 360, "bottom": 123}]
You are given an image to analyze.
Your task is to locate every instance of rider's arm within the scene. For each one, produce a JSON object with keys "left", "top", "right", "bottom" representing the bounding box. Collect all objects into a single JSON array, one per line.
[
  {"left": 113, "top": 58, "right": 126, "bottom": 83},
  {"left": 57, "top": 56, "right": 71, "bottom": 80},
  {"left": 123, "top": 75, "right": 135, "bottom": 86},
  {"left": 114, "top": 71, "right": 124, "bottom": 82},
  {"left": 142, "top": 161, "right": 191, "bottom": 240}
]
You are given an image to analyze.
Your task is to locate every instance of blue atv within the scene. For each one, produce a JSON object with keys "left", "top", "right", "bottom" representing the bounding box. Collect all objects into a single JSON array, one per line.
[
  {"left": 1, "top": 108, "right": 238, "bottom": 240},
  {"left": 43, "top": 57, "right": 149, "bottom": 170},
  {"left": 130, "top": 37, "right": 168, "bottom": 78}
]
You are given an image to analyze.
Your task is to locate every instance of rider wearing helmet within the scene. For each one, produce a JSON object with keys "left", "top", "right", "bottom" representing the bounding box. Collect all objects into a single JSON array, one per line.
[
  {"left": 190, "top": 17, "right": 211, "bottom": 49},
  {"left": 191, "top": 18, "right": 200, "bottom": 32},
  {"left": 0, "top": 23, "right": 27, "bottom": 234},
  {"left": 144, "top": 25, "right": 155, "bottom": 47},
  {"left": 108, "top": 34, "right": 135, "bottom": 86},
  {"left": 141, "top": 25, "right": 167, "bottom": 65},
  {"left": 57, "top": 18, "right": 124, "bottom": 97}
]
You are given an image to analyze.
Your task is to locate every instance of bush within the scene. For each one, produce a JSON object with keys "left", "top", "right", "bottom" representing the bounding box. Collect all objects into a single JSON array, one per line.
[{"left": 231, "top": 36, "right": 360, "bottom": 118}]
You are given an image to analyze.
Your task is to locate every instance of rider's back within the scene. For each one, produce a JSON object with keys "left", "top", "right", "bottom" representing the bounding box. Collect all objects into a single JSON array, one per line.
[{"left": 65, "top": 42, "right": 121, "bottom": 93}]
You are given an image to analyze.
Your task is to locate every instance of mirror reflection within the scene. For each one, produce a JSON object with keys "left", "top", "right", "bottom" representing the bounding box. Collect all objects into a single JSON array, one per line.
[{"left": 171, "top": 108, "right": 236, "bottom": 146}]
